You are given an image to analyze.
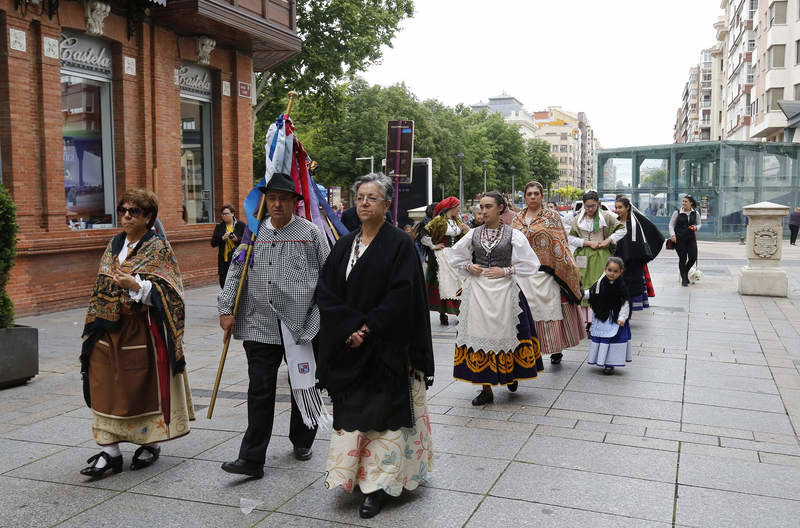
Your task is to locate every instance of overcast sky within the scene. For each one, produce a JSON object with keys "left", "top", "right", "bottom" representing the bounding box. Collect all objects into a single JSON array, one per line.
[{"left": 362, "top": 0, "right": 723, "bottom": 149}]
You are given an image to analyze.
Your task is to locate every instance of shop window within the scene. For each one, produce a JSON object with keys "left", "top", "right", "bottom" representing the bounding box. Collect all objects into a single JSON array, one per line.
[
  {"left": 178, "top": 63, "right": 214, "bottom": 224},
  {"left": 61, "top": 31, "right": 115, "bottom": 230}
]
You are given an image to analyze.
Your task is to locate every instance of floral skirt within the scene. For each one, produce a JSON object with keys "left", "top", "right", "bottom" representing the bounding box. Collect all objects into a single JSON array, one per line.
[{"left": 324, "top": 372, "right": 433, "bottom": 497}]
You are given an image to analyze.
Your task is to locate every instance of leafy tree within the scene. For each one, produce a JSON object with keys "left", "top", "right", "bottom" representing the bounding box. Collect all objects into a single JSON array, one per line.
[
  {"left": 641, "top": 168, "right": 667, "bottom": 188},
  {"left": 552, "top": 185, "right": 584, "bottom": 202},
  {"left": 525, "top": 138, "right": 560, "bottom": 191},
  {"left": 252, "top": 0, "right": 414, "bottom": 130}
]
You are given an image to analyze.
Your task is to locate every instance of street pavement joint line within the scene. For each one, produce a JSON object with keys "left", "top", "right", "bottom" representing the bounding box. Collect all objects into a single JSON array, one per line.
[
  {"left": 510, "top": 457, "right": 677, "bottom": 486},
  {"left": 672, "top": 442, "right": 681, "bottom": 527},
  {"left": 48, "top": 490, "right": 124, "bottom": 528},
  {"left": 0, "top": 443, "right": 71, "bottom": 476},
  {"left": 459, "top": 459, "right": 513, "bottom": 528},
  {"left": 675, "top": 482, "right": 800, "bottom": 503}
]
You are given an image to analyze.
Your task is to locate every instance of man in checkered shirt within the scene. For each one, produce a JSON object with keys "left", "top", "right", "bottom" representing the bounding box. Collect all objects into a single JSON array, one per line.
[{"left": 218, "top": 172, "right": 330, "bottom": 478}]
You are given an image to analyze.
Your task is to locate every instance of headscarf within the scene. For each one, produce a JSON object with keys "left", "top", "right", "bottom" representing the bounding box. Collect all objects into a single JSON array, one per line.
[
  {"left": 511, "top": 208, "right": 582, "bottom": 303},
  {"left": 434, "top": 196, "right": 460, "bottom": 216}
]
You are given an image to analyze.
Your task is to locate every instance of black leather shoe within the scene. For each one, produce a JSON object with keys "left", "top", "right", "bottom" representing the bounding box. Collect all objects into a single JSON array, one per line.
[
  {"left": 550, "top": 353, "right": 563, "bottom": 364},
  {"left": 603, "top": 366, "right": 615, "bottom": 375},
  {"left": 681, "top": 279, "right": 689, "bottom": 287},
  {"left": 80, "top": 451, "right": 123, "bottom": 478},
  {"left": 439, "top": 313, "right": 449, "bottom": 326},
  {"left": 471, "top": 389, "right": 493, "bottom": 406},
  {"left": 130, "top": 444, "right": 160, "bottom": 471},
  {"left": 221, "top": 458, "right": 264, "bottom": 478},
  {"left": 507, "top": 381, "right": 518, "bottom": 392},
  {"left": 293, "top": 447, "right": 313, "bottom": 461},
  {"left": 359, "top": 489, "right": 386, "bottom": 519}
]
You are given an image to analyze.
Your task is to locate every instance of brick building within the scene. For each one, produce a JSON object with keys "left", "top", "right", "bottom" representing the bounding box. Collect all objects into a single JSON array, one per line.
[{"left": 0, "top": 0, "right": 300, "bottom": 315}]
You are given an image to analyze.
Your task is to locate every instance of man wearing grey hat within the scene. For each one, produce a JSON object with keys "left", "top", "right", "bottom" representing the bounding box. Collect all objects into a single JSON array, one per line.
[{"left": 218, "top": 172, "right": 330, "bottom": 478}]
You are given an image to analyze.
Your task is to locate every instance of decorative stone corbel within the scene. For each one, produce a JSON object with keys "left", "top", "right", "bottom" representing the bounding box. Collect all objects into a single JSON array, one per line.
[
  {"left": 84, "top": 1, "right": 111, "bottom": 37},
  {"left": 197, "top": 36, "right": 216, "bottom": 66}
]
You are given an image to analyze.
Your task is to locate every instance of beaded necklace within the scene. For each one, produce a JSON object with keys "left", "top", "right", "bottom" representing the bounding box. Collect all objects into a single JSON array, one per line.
[{"left": 480, "top": 223, "right": 504, "bottom": 253}]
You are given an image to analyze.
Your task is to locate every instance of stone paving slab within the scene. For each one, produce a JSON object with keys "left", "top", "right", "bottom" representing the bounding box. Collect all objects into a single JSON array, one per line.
[
  {"left": 490, "top": 462, "right": 675, "bottom": 523},
  {"left": 466, "top": 496, "right": 672, "bottom": 528},
  {"left": 4, "top": 242, "right": 800, "bottom": 527}
]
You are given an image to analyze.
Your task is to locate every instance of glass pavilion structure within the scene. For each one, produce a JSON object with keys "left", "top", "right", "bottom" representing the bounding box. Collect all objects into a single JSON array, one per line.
[{"left": 596, "top": 141, "right": 800, "bottom": 240}]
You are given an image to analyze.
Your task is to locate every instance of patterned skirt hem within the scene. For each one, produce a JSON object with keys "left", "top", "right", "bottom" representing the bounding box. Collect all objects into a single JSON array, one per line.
[
  {"left": 324, "top": 474, "right": 426, "bottom": 497},
  {"left": 534, "top": 303, "right": 585, "bottom": 355}
]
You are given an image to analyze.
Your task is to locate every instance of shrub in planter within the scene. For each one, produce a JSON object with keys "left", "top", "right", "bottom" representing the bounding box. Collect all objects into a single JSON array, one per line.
[
  {"left": 0, "top": 183, "right": 17, "bottom": 329},
  {"left": 0, "top": 183, "right": 37, "bottom": 389}
]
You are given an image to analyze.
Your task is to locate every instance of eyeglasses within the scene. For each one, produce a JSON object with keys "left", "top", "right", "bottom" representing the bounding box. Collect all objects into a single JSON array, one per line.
[
  {"left": 583, "top": 203, "right": 598, "bottom": 210},
  {"left": 221, "top": 212, "right": 233, "bottom": 216},
  {"left": 117, "top": 206, "right": 143, "bottom": 217},
  {"left": 355, "top": 195, "right": 385, "bottom": 204}
]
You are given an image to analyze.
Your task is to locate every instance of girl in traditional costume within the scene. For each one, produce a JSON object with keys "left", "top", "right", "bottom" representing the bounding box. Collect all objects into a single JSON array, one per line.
[
  {"left": 317, "top": 173, "right": 434, "bottom": 520},
  {"left": 613, "top": 196, "right": 664, "bottom": 310},
  {"left": 512, "top": 182, "right": 585, "bottom": 364},
  {"left": 422, "top": 197, "right": 468, "bottom": 325},
  {"left": 568, "top": 190, "right": 627, "bottom": 332},
  {"left": 449, "top": 191, "right": 544, "bottom": 406},
  {"left": 585, "top": 257, "right": 633, "bottom": 374},
  {"left": 79, "top": 189, "right": 194, "bottom": 478}
]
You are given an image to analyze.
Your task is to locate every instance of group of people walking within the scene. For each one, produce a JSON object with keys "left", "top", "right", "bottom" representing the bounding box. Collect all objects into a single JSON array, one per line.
[{"left": 77, "top": 175, "right": 696, "bottom": 519}]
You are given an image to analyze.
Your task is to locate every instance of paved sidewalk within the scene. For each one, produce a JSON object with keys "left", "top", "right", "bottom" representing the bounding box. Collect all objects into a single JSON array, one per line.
[{"left": 2, "top": 241, "right": 800, "bottom": 527}]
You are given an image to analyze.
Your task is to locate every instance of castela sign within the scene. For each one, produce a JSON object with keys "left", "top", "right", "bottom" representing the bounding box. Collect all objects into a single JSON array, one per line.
[
  {"left": 178, "top": 64, "right": 212, "bottom": 100},
  {"left": 60, "top": 32, "right": 112, "bottom": 78}
]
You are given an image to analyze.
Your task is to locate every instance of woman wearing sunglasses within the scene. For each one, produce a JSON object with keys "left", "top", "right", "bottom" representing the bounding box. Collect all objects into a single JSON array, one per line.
[{"left": 78, "top": 189, "right": 194, "bottom": 479}]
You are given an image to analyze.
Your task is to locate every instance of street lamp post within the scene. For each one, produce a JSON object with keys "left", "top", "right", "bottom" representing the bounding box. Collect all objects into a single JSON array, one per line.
[
  {"left": 355, "top": 156, "right": 374, "bottom": 173},
  {"left": 482, "top": 159, "right": 488, "bottom": 194},
  {"left": 457, "top": 152, "right": 464, "bottom": 207},
  {"left": 510, "top": 165, "right": 516, "bottom": 206}
]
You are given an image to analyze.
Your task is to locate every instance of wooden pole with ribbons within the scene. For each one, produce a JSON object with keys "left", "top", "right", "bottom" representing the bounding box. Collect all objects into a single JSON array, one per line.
[{"left": 207, "top": 91, "right": 298, "bottom": 419}]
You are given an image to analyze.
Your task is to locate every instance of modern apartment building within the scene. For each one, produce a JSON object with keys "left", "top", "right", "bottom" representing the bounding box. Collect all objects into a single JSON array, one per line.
[
  {"left": 724, "top": 0, "right": 757, "bottom": 140},
  {"left": 749, "top": 0, "right": 800, "bottom": 141},
  {"left": 471, "top": 97, "right": 597, "bottom": 188},
  {"left": 673, "top": 52, "right": 714, "bottom": 143},
  {"left": 470, "top": 94, "right": 538, "bottom": 139}
]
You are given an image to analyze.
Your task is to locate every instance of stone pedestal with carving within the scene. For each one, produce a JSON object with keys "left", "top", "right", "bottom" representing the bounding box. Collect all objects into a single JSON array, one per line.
[{"left": 739, "top": 201, "right": 790, "bottom": 297}]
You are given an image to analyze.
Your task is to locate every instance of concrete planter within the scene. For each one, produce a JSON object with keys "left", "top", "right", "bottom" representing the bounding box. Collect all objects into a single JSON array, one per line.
[{"left": 0, "top": 325, "right": 39, "bottom": 389}]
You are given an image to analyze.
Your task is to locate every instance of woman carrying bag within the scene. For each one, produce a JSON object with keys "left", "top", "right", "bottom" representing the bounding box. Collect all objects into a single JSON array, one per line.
[{"left": 669, "top": 196, "right": 701, "bottom": 287}]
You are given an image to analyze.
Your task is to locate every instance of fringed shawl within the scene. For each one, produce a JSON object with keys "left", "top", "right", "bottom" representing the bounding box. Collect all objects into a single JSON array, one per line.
[
  {"left": 512, "top": 208, "right": 582, "bottom": 303},
  {"left": 81, "top": 230, "right": 186, "bottom": 375},
  {"left": 425, "top": 214, "right": 466, "bottom": 245}
]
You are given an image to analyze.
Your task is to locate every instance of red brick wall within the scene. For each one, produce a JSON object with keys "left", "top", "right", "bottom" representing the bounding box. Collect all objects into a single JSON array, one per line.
[{"left": 0, "top": 1, "right": 255, "bottom": 315}]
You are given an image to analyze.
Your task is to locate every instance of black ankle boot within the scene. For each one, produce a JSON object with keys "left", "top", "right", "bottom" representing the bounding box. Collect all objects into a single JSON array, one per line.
[
  {"left": 360, "top": 489, "right": 386, "bottom": 519},
  {"left": 472, "top": 389, "right": 493, "bottom": 406}
]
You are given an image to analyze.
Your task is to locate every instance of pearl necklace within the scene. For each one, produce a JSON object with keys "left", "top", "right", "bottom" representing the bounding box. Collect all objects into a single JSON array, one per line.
[{"left": 480, "top": 223, "right": 504, "bottom": 252}]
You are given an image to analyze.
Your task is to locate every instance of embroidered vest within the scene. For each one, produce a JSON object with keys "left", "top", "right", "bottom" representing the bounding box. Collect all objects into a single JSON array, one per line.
[{"left": 472, "top": 225, "right": 513, "bottom": 268}]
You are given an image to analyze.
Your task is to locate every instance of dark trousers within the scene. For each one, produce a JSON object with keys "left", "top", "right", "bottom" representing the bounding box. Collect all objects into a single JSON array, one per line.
[
  {"left": 238, "top": 340, "right": 317, "bottom": 463},
  {"left": 676, "top": 235, "right": 698, "bottom": 282},
  {"left": 790, "top": 225, "right": 799, "bottom": 245}
]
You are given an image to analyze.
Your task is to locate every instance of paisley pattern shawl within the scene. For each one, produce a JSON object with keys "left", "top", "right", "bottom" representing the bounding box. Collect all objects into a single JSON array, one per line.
[
  {"left": 512, "top": 208, "right": 582, "bottom": 304},
  {"left": 425, "top": 214, "right": 466, "bottom": 245},
  {"left": 82, "top": 230, "right": 186, "bottom": 374}
]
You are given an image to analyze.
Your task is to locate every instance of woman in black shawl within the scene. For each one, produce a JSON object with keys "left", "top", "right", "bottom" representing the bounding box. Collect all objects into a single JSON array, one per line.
[
  {"left": 614, "top": 196, "right": 664, "bottom": 310},
  {"left": 210, "top": 204, "right": 245, "bottom": 288},
  {"left": 316, "top": 173, "right": 434, "bottom": 520}
]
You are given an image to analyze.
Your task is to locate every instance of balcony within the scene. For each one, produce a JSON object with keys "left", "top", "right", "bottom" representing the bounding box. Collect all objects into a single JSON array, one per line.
[{"left": 151, "top": 0, "right": 301, "bottom": 71}]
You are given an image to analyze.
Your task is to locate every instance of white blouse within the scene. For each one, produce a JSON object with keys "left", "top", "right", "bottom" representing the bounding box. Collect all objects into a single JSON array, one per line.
[
  {"left": 567, "top": 211, "right": 628, "bottom": 248},
  {"left": 118, "top": 238, "right": 153, "bottom": 306},
  {"left": 448, "top": 228, "right": 540, "bottom": 278}
]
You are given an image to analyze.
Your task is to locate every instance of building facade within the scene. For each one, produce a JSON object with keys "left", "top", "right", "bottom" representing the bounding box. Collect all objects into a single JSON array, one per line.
[
  {"left": 1, "top": 0, "right": 300, "bottom": 314},
  {"left": 470, "top": 94, "right": 538, "bottom": 139}
]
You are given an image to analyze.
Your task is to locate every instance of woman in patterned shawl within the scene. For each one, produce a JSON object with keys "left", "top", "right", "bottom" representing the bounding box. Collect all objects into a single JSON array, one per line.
[
  {"left": 421, "top": 197, "right": 469, "bottom": 326},
  {"left": 79, "top": 189, "right": 194, "bottom": 478},
  {"left": 512, "top": 181, "right": 586, "bottom": 365}
]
